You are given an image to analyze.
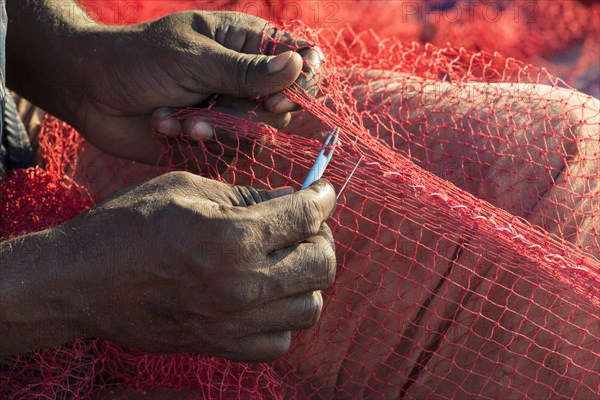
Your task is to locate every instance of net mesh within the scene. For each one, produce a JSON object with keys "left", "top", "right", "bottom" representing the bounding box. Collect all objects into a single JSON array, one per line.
[{"left": 1, "top": 0, "right": 599, "bottom": 398}]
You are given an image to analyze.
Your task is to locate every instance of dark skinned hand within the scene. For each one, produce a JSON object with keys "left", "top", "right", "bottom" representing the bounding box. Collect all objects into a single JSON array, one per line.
[
  {"left": 72, "top": 173, "right": 336, "bottom": 360},
  {"left": 67, "top": 11, "right": 324, "bottom": 169}
]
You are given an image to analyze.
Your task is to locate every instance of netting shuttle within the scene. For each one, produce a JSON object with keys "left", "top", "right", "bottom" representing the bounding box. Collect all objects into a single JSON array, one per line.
[{"left": 301, "top": 128, "right": 339, "bottom": 189}]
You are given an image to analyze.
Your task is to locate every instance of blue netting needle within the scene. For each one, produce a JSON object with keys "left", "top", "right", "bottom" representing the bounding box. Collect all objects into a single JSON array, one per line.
[{"left": 301, "top": 128, "right": 339, "bottom": 189}]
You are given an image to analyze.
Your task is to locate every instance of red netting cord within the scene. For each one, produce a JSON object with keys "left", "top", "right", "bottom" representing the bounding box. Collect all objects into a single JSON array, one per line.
[{"left": 1, "top": 1, "right": 599, "bottom": 399}]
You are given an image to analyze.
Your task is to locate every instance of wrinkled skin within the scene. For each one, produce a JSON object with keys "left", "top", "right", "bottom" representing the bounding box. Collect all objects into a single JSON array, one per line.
[
  {"left": 24, "top": 3, "right": 598, "bottom": 399},
  {"left": 0, "top": 171, "right": 337, "bottom": 361},
  {"left": 67, "top": 11, "right": 323, "bottom": 170},
  {"left": 81, "top": 173, "right": 336, "bottom": 361},
  {"left": 2, "top": 8, "right": 337, "bottom": 366}
]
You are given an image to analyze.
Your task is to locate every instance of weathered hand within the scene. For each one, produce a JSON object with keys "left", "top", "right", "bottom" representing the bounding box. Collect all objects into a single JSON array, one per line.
[
  {"left": 73, "top": 173, "right": 336, "bottom": 361},
  {"left": 68, "top": 11, "right": 324, "bottom": 166}
]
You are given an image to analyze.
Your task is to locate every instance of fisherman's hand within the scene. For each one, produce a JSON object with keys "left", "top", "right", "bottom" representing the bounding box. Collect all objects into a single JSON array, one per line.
[
  {"left": 66, "top": 11, "right": 324, "bottom": 167},
  {"left": 74, "top": 173, "right": 336, "bottom": 360}
]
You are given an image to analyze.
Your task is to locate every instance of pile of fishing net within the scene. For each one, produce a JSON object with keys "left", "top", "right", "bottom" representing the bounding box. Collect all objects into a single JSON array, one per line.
[{"left": 1, "top": 0, "right": 598, "bottom": 398}]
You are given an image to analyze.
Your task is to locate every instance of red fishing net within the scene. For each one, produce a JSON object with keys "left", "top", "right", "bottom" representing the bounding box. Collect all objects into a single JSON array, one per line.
[{"left": 1, "top": 1, "right": 599, "bottom": 398}]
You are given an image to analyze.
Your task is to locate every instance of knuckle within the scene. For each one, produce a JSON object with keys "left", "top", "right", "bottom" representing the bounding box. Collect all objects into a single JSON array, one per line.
[
  {"left": 297, "top": 198, "right": 322, "bottom": 239},
  {"left": 240, "top": 332, "right": 291, "bottom": 362},
  {"left": 324, "top": 252, "right": 337, "bottom": 288},
  {"left": 230, "top": 221, "right": 262, "bottom": 259},
  {"left": 322, "top": 223, "right": 335, "bottom": 243},
  {"left": 225, "top": 337, "right": 254, "bottom": 361},
  {"left": 312, "top": 236, "right": 337, "bottom": 288},
  {"left": 233, "top": 55, "right": 262, "bottom": 94},
  {"left": 323, "top": 239, "right": 337, "bottom": 287},
  {"left": 301, "top": 291, "right": 324, "bottom": 328},
  {"left": 267, "top": 333, "right": 292, "bottom": 360},
  {"left": 227, "top": 280, "right": 260, "bottom": 307},
  {"left": 163, "top": 171, "right": 196, "bottom": 187},
  {"left": 224, "top": 285, "right": 245, "bottom": 307}
]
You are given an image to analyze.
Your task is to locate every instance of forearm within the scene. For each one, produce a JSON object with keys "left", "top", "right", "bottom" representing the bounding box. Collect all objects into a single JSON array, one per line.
[
  {"left": 5, "top": 0, "right": 111, "bottom": 120},
  {"left": 0, "top": 224, "right": 93, "bottom": 357}
]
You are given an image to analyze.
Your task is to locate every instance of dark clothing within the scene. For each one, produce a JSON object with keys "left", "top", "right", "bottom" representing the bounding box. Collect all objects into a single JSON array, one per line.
[
  {"left": 0, "top": 1, "right": 34, "bottom": 179},
  {"left": 1, "top": 1, "right": 8, "bottom": 176}
]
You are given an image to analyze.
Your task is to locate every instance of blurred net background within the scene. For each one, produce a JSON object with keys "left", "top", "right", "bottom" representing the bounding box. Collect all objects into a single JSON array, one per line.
[{"left": 1, "top": 1, "right": 598, "bottom": 398}]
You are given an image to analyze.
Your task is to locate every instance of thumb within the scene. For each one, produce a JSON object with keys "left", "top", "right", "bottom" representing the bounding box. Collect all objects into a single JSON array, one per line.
[
  {"left": 265, "top": 186, "right": 295, "bottom": 199},
  {"left": 206, "top": 48, "right": 303, "bottom": 98},
  {"left": 255, "top": 186, "right": 295, "bottom": 202}
]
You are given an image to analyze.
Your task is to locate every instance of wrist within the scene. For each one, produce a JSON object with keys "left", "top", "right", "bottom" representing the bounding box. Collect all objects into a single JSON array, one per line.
[
  {"left": 58, "top": 204, "right": 156, "bottom": 343},
  {"left": 0, "top": 225, "right": 92, "bottom": 355},
  {"left": 53, "top": 209, "right": 126, "bottom": 342}
]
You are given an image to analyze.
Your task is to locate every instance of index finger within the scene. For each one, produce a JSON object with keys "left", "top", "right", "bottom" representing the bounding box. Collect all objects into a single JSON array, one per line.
[
  {"left": 199, "top": 13, "right": 324, "bottom": 110},
  {"left": 262, "top": 27, "right": 326, "bottom": 112},
  {"left": 263, "top": 28, "right": 324, "bottom": 84},
  {"left": 250, "top": 179, "right": 336, "bottom": 253}
]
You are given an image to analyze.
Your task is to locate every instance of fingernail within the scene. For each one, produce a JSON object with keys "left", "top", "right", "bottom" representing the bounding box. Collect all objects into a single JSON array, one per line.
[
  {"left": 190, "top": 120, "right": 215, "bottom": 141},
  {"left": 267, "top": 52, "right": 293, "bottom": 74},
  {"left": 309, "top": 179, "right": 334, "bottom": 193},
  {"left": 158, "top": 118, "right": 181, "bottom": 137},
  {"left": 273, "top": 97, "right": 297, "bottom": 113},
  {"left": 310, "top": 180, "right": 337, "bottom": 217}
]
